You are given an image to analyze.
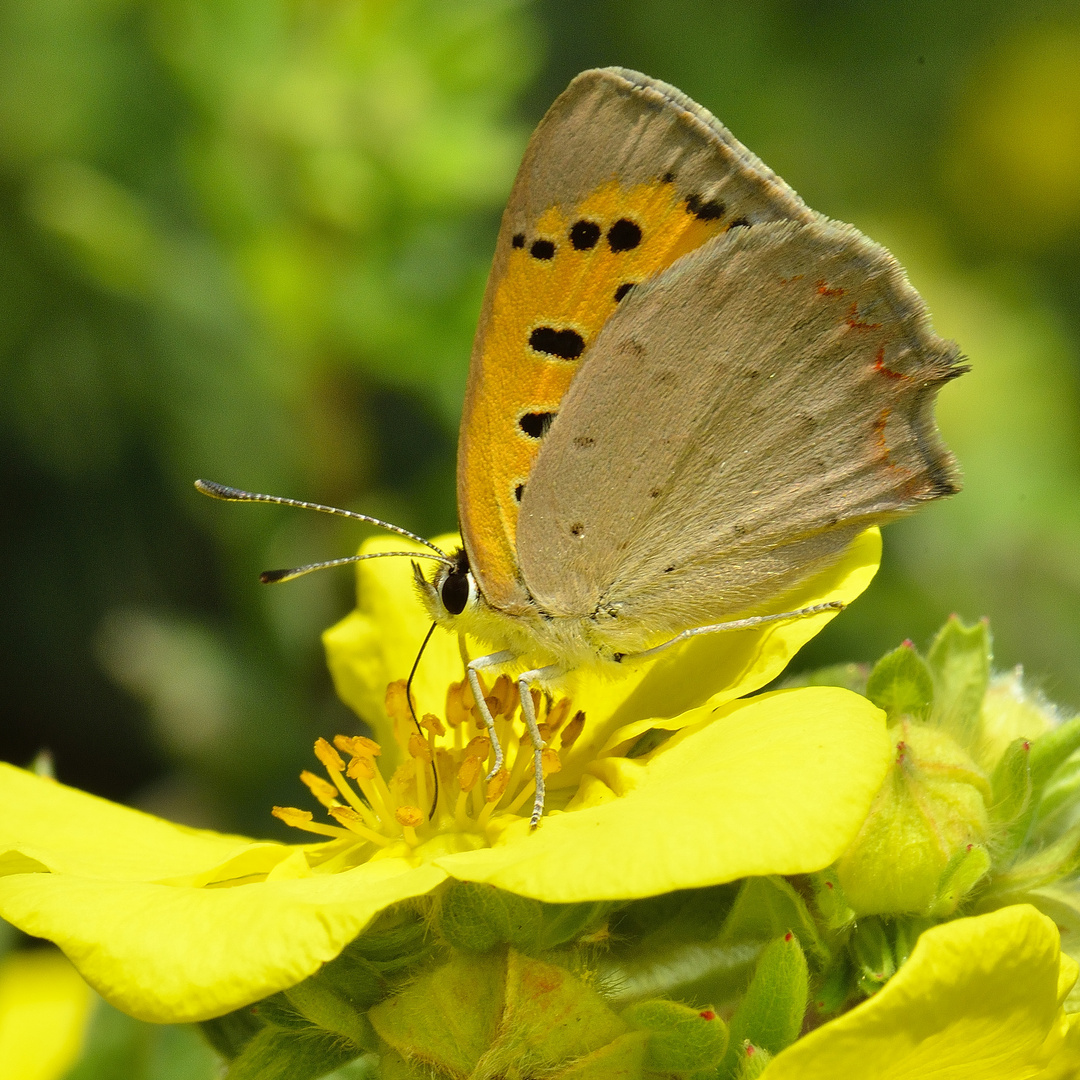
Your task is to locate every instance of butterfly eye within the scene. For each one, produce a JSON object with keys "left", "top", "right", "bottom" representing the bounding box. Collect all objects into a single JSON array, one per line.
[{"left": 440, "top": 569, "right": 472, "bottom": 616}]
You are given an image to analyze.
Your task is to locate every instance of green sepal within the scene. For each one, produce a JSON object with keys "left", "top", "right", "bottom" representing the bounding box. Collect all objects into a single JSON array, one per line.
[
  {"left": 252, "top": 994, "right": 311, "bottom": 1031},
  {"left": 719, "top": 877, "right": 826, "bottom": 963},
  {"left": 537, "top": 900, "right": 614, "bottom": 949},
  {"left": 199, "top": 1005, "right": 264, "bottom": 1060},
  {"left": 782, "top": 662, "right": 869, "bottom": 694},
  {"left": 990, "top": 737, "right": 1033, "bottom": 828},
  {"left": 927, "top": 616, "right": 991, "bottom": 745},
  {"left": 890, "top": 916, "right": 934, "bottom": 968},
  {"left": 866, "top": 643, "right": 934, "bottom": 721},
  {"left": 343, "top": 908, "right": 432, "bottom": 971},
  {"left": 370, "top": 948, "right": 629, "bottom": 1078},
  {"left": 720, "top": 934, "right": 807, "bottom": 1078},
  {"left": 435, "top": 881, "right": 543, "bottom": 952},
  {"left": 223, "top": 1027, "right": 362, "bottom": 1080},
  {"left": 986, "top": 821, "right": 1080, "bottom": 899},
  {"left": 284, "top": 981, "right": 377, "bottom": 1051},
  {"left": 812, "top": 950, "right": 853, "bottom": 1016},
  {"left": 1030, "top": 714, "right": 1080, "bottom": 793},
  {"left": 622, "top": 999, "right": 728, "bottom": 1072},
  {"left": 808, "top": 869, "right": 855, "bottom": 930},
  {"left": 926, "top": 844, "right": 992, "bottom": 916},
  {"left": 850, "top": 917, "right": 894, "bottom": 996},
  {"left": 735, "top": 1045, "right": 773, "bottom": 1079}
]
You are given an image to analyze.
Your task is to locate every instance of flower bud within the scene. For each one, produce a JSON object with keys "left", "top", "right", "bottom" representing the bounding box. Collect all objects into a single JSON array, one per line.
[
  {"left": 621, "top": 999, "right": 728, "bottom": 1072},
  {"left": 835, "top": 719, "right": 991, "bottom": 915}
]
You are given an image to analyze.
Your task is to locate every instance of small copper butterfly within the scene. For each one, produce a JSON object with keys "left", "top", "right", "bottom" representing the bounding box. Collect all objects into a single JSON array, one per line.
[{"left": 199, "top": 68, "right": 963, "bottom": 826}]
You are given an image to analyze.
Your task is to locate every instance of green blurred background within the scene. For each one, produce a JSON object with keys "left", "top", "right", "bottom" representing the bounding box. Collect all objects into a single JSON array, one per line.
[{"left": 3, "top": 0, "right": 1080, "bottom": 843}]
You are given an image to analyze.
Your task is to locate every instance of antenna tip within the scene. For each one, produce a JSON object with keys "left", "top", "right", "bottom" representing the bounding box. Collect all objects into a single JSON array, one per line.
[
  {"left": 195, "top": 479, "right": 231, "bottom": 499},
  {"left": 259, "top": 568, "right": 292, "bottom": 585}
]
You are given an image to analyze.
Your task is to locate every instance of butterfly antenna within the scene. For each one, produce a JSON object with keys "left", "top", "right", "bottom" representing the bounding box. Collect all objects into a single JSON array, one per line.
[
  {"left": 407, "top": 622, "right": 440, "bottom": 820},
  {"left": 195, "top": 479, "right": 450, "bottom": 558},
  {"left": 260, "top": 551, "right": 450, "bottom": 584}
]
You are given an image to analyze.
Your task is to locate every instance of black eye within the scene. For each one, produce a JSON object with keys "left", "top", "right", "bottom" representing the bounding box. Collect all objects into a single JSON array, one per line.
[{"left": 441, "top": 571, "right": 470, "bottom": 615}]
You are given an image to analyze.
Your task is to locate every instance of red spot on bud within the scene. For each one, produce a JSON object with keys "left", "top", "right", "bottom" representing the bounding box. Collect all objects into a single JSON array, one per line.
[
  {"left": 901, "top": 639, "right": 914, "bottom": 649},
  {"left": 700, "top": 1010, "right": 716, "bottom": 1020},
  {"left": 785, "top": 931, "right": 793, "bottom": 942},
  {"left": 1023, "top": 741, "right": 1031, "bottom": 751},
  {"left": 966, "top": 843, "right": 973, "bottom": 851},
  {"left": 825, "top": 880, "right": 834, "bottom": 890},
  {"left": 746, "top": 1045, "right": 756, "bottom": 1056}
]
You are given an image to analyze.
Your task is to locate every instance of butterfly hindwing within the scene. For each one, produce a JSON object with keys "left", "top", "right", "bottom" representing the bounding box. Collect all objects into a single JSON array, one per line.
[
  {"left": 457, "top": 67, "right": 816, "bottom": 610},
  {"left": 515, "top": 218, "right": 962, "bottom": 650}
]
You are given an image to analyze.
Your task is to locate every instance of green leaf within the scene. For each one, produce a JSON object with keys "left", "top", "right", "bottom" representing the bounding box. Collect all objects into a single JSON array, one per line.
[
  {"left": 927, "top": 616, "right": 991, "bottom": 744},
  {"left": 866, "top": 644, "right": 934, "bottom": 721},
  {"left": 199, "top": 1006, "right": 264, "bottom": 1060},
  {"left": 284, "top": 981, "right": 376, "bottom": 1051},
  {"left": 224, "top": 1028, "right": 360, "bottom": 1080},
  {"left": 720, "top": 935, "right": 807, "bottom": 1078},
  {"left": 1031, "top": 715, "right": 1080, "bottom": 798}
]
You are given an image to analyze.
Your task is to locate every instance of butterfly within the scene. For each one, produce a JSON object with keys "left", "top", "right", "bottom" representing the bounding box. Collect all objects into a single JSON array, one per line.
[{"left": 198, "top": 67, "right": 963, "bottom": 827}]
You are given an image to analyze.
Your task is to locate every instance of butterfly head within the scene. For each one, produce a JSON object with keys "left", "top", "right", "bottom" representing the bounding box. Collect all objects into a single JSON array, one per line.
[{"left": 414, "top": 546, "right": 480, "bottom": 626}]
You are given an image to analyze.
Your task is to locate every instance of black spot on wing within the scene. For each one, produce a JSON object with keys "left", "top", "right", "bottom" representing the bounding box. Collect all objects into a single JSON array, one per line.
[
  {"left": 530, "top": 239, "right": 555, "bottom": 260},
  {"left": 662, "top": 170, "right": 676, "bottom": 183},
  {"left": 514, "top": 483, "right": 525, "bottom": 502},
  {"left": 519, "top": 412, "right": 556, "bottom": 439},
  {"left": 569, "top": 220, "right": 601, "bottom": 250},
  {"left": 529, "top": 326, "right": 585, "bottom": 360},
  {"left": 729, "top": 217, "right": 750, "bottom": 229},
  {"left": 511, "top": 233, "right": 525, "bottom": 248},
  {"left": 614, "top": 282, "right": 635, "bottom": 302},
  {"left": 686, "top": 194, "right": 725, "bottom": 221},
  {"left": 608, "top": 219, "right": 642, "bottom": 251}
]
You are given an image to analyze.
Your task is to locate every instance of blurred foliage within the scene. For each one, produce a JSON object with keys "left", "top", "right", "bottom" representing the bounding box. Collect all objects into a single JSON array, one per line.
[{"left": 3, "top": 0, "right": 1080, "bottom": 887}]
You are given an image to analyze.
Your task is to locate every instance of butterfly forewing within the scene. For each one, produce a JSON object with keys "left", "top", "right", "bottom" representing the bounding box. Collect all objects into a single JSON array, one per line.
[
  {"left": 515, "top": 219, "right": 962, "bottom": 650},
  {"left": 457, "top": 67, "right": 816, "bottom": 610}
]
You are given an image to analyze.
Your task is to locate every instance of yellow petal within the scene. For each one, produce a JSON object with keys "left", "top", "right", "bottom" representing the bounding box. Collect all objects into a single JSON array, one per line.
[
  {"left": 761, "top": 904, "right": 1080, "bottom": 1079},
  {"left": 0, "top": 766, "right": 446, "bottom": 1023},
  {"left": 0, "top": 949, "right": 94, "bottom": 1080},
  {"left": 434, "top": 686, "right": 890, "bottom": 901}
]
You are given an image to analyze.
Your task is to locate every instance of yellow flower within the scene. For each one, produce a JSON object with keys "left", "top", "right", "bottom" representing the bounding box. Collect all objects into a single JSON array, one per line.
[
  {"left": 0, "top": 948, "right": 94, "bottom": 1080},
  {"left": 761, "top": 905, "right": 1080, "bottom": 1079},
  {"left": 0, "top": 530, "right": 887, "bottom": 1023}
]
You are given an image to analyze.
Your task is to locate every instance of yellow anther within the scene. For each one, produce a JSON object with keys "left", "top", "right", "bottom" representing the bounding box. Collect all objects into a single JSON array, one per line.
[
  {"left": 435, "top": 748, "right": 456, "bottom": 784},
  {"left": 299, "top": 770, "right": 340, "bottom": 808},
  {"left": 385, "top": 680, "right": 413, "bottom": 725},
  {"left": 529, "top": 688, "right": 541, "bottom": 716},
  {"left": 541, "top": 748, "right": 562, "bottom": 777},
  {"left": 409, "top": 733, "right": 432, "bottom": 762},
  {"left": 314, "top": 737, "right": 345, "bottom": 773},
  {"left": 334, "top": 734, "right": 381, "bottom": 759},
  {"left": 346, "top": 754, "right": 376, "bottom": 782},
  {"left": 490, "top": 673, "right": 515, "bottom": 716},
  {"left": 547, "top": 698, "right": 572, "bottom": 733},
  {"left": 273, "top": 806, "right": 352, "bottom": 839},
  {"left": 465, "top": 736, "right": 492, "bottom": 758},
  {"left": 458, "top": 755, "right": 483, "bottom": 793},
  {"left": 485, "top": 767, "right": 510, "bottom": 803},
  {"left": 272, "top": 806, "right": 313, "bottom": 826},
  {"left": 421, "top": 712, "right": 446, "bottom": 737},
  {"left": 445, "top": 681, "right": 470, "bottom": 728},
  {"left": 329, "top": 805, "right": 362, "bottom": 825},
  {"left": 395, "top": 805, "right": 424, "bottom": 828},
  {"left": 536, "top": 723, "right": 553, "bottom": 742},
  {"left": 560, "top": 711, "right": 586, "bottom": 750},
  {"left": 328, "top": 805, "right": 393, "bottom": 846}
]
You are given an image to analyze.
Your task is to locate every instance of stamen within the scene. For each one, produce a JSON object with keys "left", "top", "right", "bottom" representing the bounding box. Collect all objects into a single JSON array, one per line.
[
  {"left": 313, "top": 737, "right": 346, "bottom": 774},
  {"left": 547, "top": 698, "right": 572, "bottom": 734},
  {"left": 560, "top": 711, "right": 586, "bottom": 750},
  {"left": 341, "top": 753, "right": 391, "bottom": 830},
  {"left": 334, "top": 734, "right": 381, "bottom": 759},
  {"left": 408, "top": 734, "right": 430, "bottom": 819},
  {"left": 385, "top": 680, "right": 414, "bottom": 740},
  {"left": 272, "top": 806, "right": 353, "bottom": 839},
  {"left": 541, "top": 748, "right": 562, "bottom": 777},
  {"left": 395, "top": 805, "right": 423, "bottom": 845},
  {"left": 312, "top": 737, "right": 381, "bottom": 828},
  {"left": 328, "top": 806, "right": 392, "bottom": 846},
  {"left": 420, "top": 713, "right": 446, "bottom": 737},
  {"left": 489, "top": 674, "right": 515, "bottom": 717},
  {"left": 475, "top": 768, "right": 510, "bottom": 829},
  {"left": 408, "top": 733, "right": 433, "bottom": 762},
  {"left": 300, "top": 770, "right": 341, "bottom": 809},
  {"left": 456, "top": 754, "right": 483, "bottom": 828}
]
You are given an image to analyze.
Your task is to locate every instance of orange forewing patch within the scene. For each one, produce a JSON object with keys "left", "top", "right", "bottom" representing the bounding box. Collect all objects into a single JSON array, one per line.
[{"left": 460, "top": 179, "right": 729, "bottom": 604}]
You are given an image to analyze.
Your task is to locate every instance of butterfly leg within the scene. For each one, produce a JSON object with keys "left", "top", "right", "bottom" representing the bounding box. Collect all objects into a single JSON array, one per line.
[
  {"left": 467, "top": 651, "right": 515, "bottom": 779},
  {"left": 618, "top": 601, "right": 844, "bottom": 663},
  {"left": 517, "top": 664, "right": 563, "bottom": 829}
]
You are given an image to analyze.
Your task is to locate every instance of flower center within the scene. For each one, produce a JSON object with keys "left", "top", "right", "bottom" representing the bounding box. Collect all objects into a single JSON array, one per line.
[{"left": 273, "top": 675, "right": 585, "bottom": 851}]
